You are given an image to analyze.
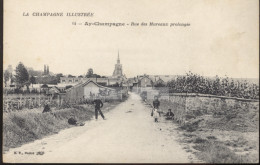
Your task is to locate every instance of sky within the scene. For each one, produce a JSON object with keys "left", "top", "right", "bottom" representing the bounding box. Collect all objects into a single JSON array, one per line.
[{"left": 4, "top": 0, "right": 259, "bottom": 79}]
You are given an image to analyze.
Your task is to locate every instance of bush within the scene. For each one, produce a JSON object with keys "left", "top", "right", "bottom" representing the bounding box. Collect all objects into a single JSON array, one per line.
[{"left": 167, "top": 71, "right": 259, "bottom": 99}]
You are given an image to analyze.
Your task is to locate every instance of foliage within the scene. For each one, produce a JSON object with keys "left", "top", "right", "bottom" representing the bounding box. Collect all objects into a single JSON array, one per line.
[
  {"left": 3, "top": 107, "right": 94, "bottom": 151},
  {"left": 56, "top": 73, "right": 63, "bottom": 81},
  {"left": 167, "top": 71, "right": 259, "bottom": 99},
  {"left": 86, "top": 68, "right": 94, "bottom": 78},
  {"left": 68, "top": 74, "right": 75, "bottom": 78},
  {"left": 4, "top": 69, "right": 11, "bottom": 86},
  {"left": 27, "top": 68, "right": 43, "bottom": 77},
  {"left": 15, "top": 62, "right": 30, "bottom": 89},
  {"left": 86, "top": 68, "right": 103, "bottom": 78},
  {"left": 30, "top": 76, "right": 36, "bottom": 84},
  {"left": 36, "top": 75, "right": 59, "bottom": 84},
  {"left": 154, "top": 82, "right": 166, "bottom": 88}
]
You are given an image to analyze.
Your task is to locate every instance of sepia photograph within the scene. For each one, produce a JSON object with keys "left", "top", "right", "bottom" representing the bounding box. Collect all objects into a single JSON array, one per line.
[{"left": 2, "top": 0, "right": 259, "bottom": 163}]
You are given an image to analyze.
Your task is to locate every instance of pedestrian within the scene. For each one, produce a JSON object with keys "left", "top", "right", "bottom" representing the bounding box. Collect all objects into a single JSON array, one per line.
[
  {"left": 93, "top": 95, "right": 106, "bottom": 120},
  {"left": 153, "top": 95, "right": 161, "bottom": 115},
  {"left": 153, "top": 96, "right": 160, "bottom": 109},
  {"left": 68, "top": 116, "right": 78, "bottom": 125},
  {"left": 42, "top": 102, "right": 51, "bottom": 113},
  {"left": 68, "top": 115, "right": 85, "bottom": 126},
  {"left": 153, "top": 108, "right": 160, "bottom": 122},
  {"left": 165, "top": 109, "right": 174, "bottom": 120}
]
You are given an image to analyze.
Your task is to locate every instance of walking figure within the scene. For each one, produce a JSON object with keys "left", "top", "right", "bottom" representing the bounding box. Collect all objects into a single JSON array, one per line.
[
  {"left": 153, "top": 96, "right": 160, "bottom": 109},
  {"left": 152, "top": 96, "right": 161, "bottom": 122},
  {"left": 153, "top": 108, "right": 160, "bottom": 122},
  {"left": 93, "top": 96, "right": 106, "bottom": 120}
]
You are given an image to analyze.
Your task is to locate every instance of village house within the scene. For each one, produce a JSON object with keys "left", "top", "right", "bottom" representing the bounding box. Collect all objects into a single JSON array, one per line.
[
  {"left": 65, "top": 80, "right": 118, "bottom": 103},
  {"left": 148, "top": 75, "right": 178, "bottom": 85},
  {"left": 59, "top": 76, "right": 123, "bottom": 86},
  {"left": 128, "top": 74, "right": 178, "bottom": 93},
  {"left": 138, "top": 75, "right": 153, "bottom": 88}
]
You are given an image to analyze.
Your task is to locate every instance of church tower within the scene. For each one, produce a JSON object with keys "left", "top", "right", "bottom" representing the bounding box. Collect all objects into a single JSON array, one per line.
[{"left": 112, "top": 51, "right": 123, "bottom": 78}]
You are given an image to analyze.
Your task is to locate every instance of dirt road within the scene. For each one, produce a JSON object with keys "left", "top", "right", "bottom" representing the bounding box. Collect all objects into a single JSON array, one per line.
[{"left": 4, "top": 93, "right": 198, "bottom": 163}]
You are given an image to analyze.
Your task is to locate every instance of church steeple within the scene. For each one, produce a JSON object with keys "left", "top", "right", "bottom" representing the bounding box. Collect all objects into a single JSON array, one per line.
[
  {"left": 117, "top": 50, "right": 120, "bottom": 64},
  {"left": 113, "top": 51, "right": 123, "bottom": 78}
]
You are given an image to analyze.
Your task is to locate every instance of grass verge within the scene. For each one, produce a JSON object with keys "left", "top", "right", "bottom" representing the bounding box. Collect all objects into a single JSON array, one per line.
[
  {"left": 192, "top": 137, "right": 258, "bottom": 163},
  {"left": 3, "top": 101, "right": 121, "bottom": 152}
]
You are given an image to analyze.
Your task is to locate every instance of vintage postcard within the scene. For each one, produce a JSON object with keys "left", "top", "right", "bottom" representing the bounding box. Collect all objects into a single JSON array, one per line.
[{"left": 2, "top": 0, "right": 259, "bottom": 163}]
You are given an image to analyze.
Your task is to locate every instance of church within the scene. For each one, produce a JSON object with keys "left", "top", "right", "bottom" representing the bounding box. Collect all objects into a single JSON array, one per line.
[{"left": 112, "top": 51, "right": 123, "bottom": 78}]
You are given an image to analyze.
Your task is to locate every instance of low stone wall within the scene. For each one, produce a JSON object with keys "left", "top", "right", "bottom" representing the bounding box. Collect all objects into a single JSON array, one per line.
[{"left": 145, "top": 90, "right": 259, "bottom": 125}]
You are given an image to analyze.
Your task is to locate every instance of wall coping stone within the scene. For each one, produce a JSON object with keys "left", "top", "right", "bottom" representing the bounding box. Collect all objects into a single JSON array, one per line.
[{"left": 159, "top": 92, "right": 259, "bottom": 102}]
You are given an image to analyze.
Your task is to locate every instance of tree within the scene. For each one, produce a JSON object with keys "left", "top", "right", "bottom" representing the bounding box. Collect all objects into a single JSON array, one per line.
[
  {"left": 30, "top": 76, "right": 36, "bottom": 87},
  {"left": 15, "top": 62, "right": 29, "bottom": 89},
  {"left": 56, "top": 73, "right": 63, "bottom": 82},
  {"left": 27, "top": 67, "right": 43, "bottom": 77},
  {"left": 4, "top": 70, "right": 11, "bottom": 87},
  {"left": 86, "top": 68, "right": 93, "bottom": 78},
  {"left": 92, "top": 74, "right": 101, "bottom": 78}
]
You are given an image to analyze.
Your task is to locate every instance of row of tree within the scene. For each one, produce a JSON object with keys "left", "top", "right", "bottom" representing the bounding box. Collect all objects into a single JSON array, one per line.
[
  {"left": 3, "top": 62, "right": 64, "bottom": 90},
  {"left": 165, "top": 72, "right": 259, "bottom": 99},
  {"left": 3, "top": 63, "right": 108, "bottom": 93}
]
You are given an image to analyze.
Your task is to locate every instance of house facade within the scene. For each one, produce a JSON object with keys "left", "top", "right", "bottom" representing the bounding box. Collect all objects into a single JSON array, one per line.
[
  {"left": 60, "top": 77, "right": 122, "bottom": 86},
  {"left": 65, "top": 80, "right": 118, "bottom": 103}
]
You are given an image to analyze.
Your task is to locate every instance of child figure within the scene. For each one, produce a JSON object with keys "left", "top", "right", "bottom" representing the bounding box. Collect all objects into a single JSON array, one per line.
[{"left": 153, "top": 108, "right": 160, "bottom": 122}]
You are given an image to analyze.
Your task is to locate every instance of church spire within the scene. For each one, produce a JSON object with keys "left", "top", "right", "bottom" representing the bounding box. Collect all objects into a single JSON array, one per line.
[
  {"left": 113, "top": 50, "right": 123, "bottom": 77},
  {"left": 117, "top": 50, "right": 120, "bottom": 64}
]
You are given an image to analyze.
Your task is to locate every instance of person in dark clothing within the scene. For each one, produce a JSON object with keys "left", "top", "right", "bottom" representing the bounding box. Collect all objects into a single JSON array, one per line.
[
  {"left": 153, "top": 96, "right": 160, "bottom": 109},
  {"left": 165, "top": 109, "right": 174, "bottom": 120},
  {"left": 42, "top": 102, "right": 51, "bottom": 113},
  {"left": 93, "top": 96, "right": 105, "bottom": 120},
  {"left": 68, "top": 115, "right": 85, "bottom": 126},
  {"left": 68, "top": 117, "right": 78, "bottom": 125}
]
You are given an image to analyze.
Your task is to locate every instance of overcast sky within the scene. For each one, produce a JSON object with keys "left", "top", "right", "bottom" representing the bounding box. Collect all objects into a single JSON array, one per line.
[{"left": 4, "top": 0, "right": 259, "bottom": 78}]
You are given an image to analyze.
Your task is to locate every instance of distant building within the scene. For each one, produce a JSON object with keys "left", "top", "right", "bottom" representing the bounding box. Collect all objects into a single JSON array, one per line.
[
  {"left": 112, "top": 51, "right": 123, "bottom": 78},
  {"left": 60, "top": 77, "right": 121, "bottom": 86},
  {"left": 138, "top": 75, "right": 153, "bottom": 88},
  {"left": 65, "top": 80, "right": 117, "bottom": 102},
  {"left": 129, "top": 74, "right": 178, "bottom": 93}
]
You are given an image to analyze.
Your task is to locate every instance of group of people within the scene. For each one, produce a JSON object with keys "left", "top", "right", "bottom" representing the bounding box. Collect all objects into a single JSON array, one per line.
[
  {"left": 42, "top": 95, "right": 106, "bottom": 126},
  {"left": 151, "top": 96, "right": 174, "bottom": 123},
  {"left": 43, "top": 94, "right": 172, "bottom": 125}
]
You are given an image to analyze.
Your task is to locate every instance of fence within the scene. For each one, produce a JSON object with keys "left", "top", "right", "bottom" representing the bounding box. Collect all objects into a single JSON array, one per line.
[
  {"left": 3, "top": 88, "right": 129, "bottom": 113},
  {"left": 3, "top": 94, "right": 52, "bottom": 112}
]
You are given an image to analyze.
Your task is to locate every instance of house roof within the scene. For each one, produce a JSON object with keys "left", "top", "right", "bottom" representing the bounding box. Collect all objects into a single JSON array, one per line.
[
  {"left": 49, "top": 86, "right": 61, "bottom": 93},
  {"left": 147, "top": 75, "right": 179, "bottom": 83},
  {"left": 82, "top": 80, "right": 115, "bottom": 91},
  {"left": 67, "top": 80, "right": 116, "bottom": 92},
  {"left": 138, "top": 75, "right": 153, "bottom": 82}
]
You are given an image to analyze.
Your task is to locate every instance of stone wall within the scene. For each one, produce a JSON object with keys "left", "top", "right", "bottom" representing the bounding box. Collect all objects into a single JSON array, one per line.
[{"left": 145, "top": 90, "right": 259, "bottom": 125}]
